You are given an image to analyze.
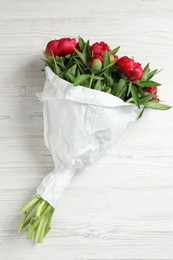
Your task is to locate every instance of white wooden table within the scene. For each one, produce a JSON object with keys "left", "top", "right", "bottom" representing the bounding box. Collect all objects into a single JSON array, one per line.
[{"left": 0, "top": 0, "right": 173, "bottom": 259}]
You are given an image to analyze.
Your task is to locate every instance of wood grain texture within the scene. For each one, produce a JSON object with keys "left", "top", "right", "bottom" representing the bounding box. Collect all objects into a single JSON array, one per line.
[{"left": 0, "top": 0, "right": 173, "bottom": 259}]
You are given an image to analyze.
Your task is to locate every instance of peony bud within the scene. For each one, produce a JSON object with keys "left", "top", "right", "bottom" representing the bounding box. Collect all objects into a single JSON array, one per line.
[
  {"left": 110, "top": 54, "right": 119, "bottom": 63},
  {"left": 88, "top": 55, "right": 103, "bottom": 72},
  {"left": 91, "top": 59, "right": 102, "bottom": 71}
]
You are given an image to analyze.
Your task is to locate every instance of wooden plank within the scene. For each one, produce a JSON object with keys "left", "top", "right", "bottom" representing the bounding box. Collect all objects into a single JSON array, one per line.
[{"left": 0, "top": 0, "right": 173, "bottom": 259}]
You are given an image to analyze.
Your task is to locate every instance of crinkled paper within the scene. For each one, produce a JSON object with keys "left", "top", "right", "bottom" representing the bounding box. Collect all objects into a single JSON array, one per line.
[{"left": 36, "top": 67, "right": 141, "bottom": 209}]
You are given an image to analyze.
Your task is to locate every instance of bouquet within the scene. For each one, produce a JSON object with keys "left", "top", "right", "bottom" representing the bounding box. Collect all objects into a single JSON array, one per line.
[{"left": 18, "top": 37, "right": 171, "bottom": 243}]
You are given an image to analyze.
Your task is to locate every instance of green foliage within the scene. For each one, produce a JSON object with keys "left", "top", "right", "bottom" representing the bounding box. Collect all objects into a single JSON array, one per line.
[
  {"left": 43, "top": 36, "right": 171, "bottom": 116},
  {"left": 141, "top": 101, "right": 171, "bottom": 110},
  {"left": 110, "top": 46, "right": 120, "bottom": 55},
  {"left": 137, "top": 107, "right": 145, "bottom": 120},
  {"left": 103, "top": 51, "right": 110, "bottom": 67},
  {"left": 130, "top": 85, "right": 140, "bottom": 108},
  {"left": 136, "top": 80, "right": 161, "bottom": 87},
  {"left": 78, "top": 36, "right": 85, "bottom": 52},
  {"left": 74, "top": 74, "right": 90, "bottom": 86},
  {"left": 112, "top": 79, "right": 126, "bottom": 95}
]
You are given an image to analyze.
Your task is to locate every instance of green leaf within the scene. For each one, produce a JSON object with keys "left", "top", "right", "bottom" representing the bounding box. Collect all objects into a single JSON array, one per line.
[
  {"left": 131, "top": 85, "right": 140, "bottom": 108},
  {"left": 75, "top": 48, "right": 87, "bottom": 66},
  {"left": 109, "top": 65, "right": 119, "bottom": 74},
  {"left": 64, "top": 57, "right": 75, "bottom": 73},
  {"left": 139, "top": 93, "right": 156, "bottom": 104},
  {"left": 99, "top": 63, "right": 115, "bottom": 74},
  {"left": 103, "top": 51, "right": 110, "bottom": 67},
  {"left": 110, "top": 46, "right": 120, "bottom": 55},
  {"left": 42, "top": 58, "right": 53, "bottom": 68},
  {"left": 102, "top": 86, "right": 112, "bottom": 93},
  {"left": 52, "top": 54, "right": 61, "bottom": 76},
  {"left": 112, "top": 79, "right": 126, "bottom": 95},
  {"left": 147, "top": 69, "right": 158, "bottom": 80},
  {"left": 137, "top": 107, "right": 145, "bottom": 120},
  {"left": 42, "top": 52, "right": 53, "bottom": 65},
  {"left": 67, "top": 64, "right": 77, "bottom": 76},
  {"left": 83, "top": 40, "right": 90, "bottom": 62},
  {"left": 65, "top": 71, "right": 75, "bottom": 83},
  {"left": 136, "top": 80, "right": 161, "bottom": 87},
  {"left": 118, "top": 85, "right": 127, "bottom": 99},
  {"left": 74, "top": 58, "right": 85, "bottom": 74},
  {"left": 143, "top": 101, "right": 171, "bottom": 110},
  {"left": 64, "top": 54, "right": 72, "bottom": 59},
  {"left": 104, "top": 73, "right": 113, "bottom": 86},
  {"left": 76, "top": 68, "right": 80, "bottom": 77},
  {"left": 74, "top": 74, "right": 90, "bottom": 86},
  {"left": 94, "top": 80, "right": 102, "bottom": 91},
  {"left": 81, "top": 79, "right": 90, "bottom": 87},
  {"left": 78, "top": 36, "right": 85, "bottom": 52},
  {"left": 141, "top": 63, "right": 150, "bottom": 81},
  {"left": 127, "top": 82, "right": 132, "bottom": 97}
]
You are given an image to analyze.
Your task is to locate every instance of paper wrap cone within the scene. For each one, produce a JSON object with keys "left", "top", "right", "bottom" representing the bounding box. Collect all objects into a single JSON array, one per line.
[{"left": 36, "top": 67, "right": 141, "bottom": 209}]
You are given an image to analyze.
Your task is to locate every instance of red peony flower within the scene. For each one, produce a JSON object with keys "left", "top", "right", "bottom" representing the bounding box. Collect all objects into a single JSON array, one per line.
[
  {"left": 56, "top": 38, "right": 76, "bottom": 56},
  {"left": 45, "top": 40, "right": 60, "bottom": 56},
  {"left": 143, "top": 86, "right": 160, "bottom": 101},
  {"left": 88, "top": 55, "right": 103, "bottom": 71},
  {"left": 46, "top": 38, "right": 76, "bottom": 57},
  {"left": 128, "top": 62, "right": 143, "bottom": 81},
  {"left": 116, "top": 56, "right": 134, "bottom": 72},
  {"left": 90, "top": 41, "right": 111, "bottom": 56},
  {"left": 116, "top": 56, "right": 143, "bottom": 81}
]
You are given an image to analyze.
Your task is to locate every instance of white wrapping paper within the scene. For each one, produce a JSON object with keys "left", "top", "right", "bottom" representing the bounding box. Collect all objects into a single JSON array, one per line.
[{"left": 36, "top": 66, "right": 141, "bottom": 209}]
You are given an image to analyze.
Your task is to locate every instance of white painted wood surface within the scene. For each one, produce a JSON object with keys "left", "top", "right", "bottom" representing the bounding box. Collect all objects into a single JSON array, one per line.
[{"left": 0, "top": 0, "right": 173, "bottom": 259}]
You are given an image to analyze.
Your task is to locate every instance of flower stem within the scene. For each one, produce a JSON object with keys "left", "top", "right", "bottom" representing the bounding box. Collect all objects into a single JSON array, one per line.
[
  {"left": 44, "top": 209, "right": 54, "bottom": 237},
  {"left": 18, "top": 195, "right": 54, "bottom": 243},
  {"left": 89, "top": 73, "right": 95, "bottom": 88},
  {"left": 18, "top": 195, "right": 40, "bottom": 214}
]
